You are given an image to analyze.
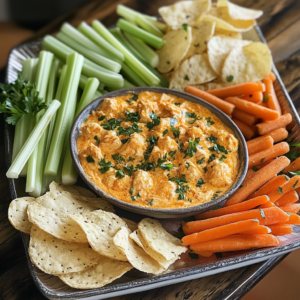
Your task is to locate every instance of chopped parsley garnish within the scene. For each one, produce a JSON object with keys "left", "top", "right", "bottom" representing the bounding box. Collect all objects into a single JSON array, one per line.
[
  {"left": 157, "top": 157, "right": 174, "bottom": 171},
  {"left": 208, "top": 154, "right": 216, "bottom": 163},
  {"left": 112, "top": 153, "right": 125, "bottom": 164},
  {"left": 115, "top": 169, "right": 125, "bottom": 179},
  {"left": 86, "top": 155, "right": 94, "bottom": 163},
  {"left": 185, "top": 162, "right": 190, "bottom": 169},
  {"left": 205, "top": 117, "right": 215, "bottom": 127},
  {"left": 129, "top": 187, "right": 133, "bottom": 195},
  {"left": 184, "top": 138, "right": 200, "bottom": 158},
  {"left": 126, "top": 93, "right": 138, "bottom": 103},
  {"left": 293, "top": 180, "right": 299, "bottom": 189},
  {"left": 98, "top": 115, "right": 105, "bottom": 121},
  {"left": 263, "top": 95, "right": 269, "bottom": 102},
  {"left": 143, "top": 152, "right": 150, "bottom": 160},
  {"left": 173, "top": 226, "right": 184, "bottom": 239},
  {"left": 285, "top": 149, "right": 300, "bottom": 161},
  {"left": 123, "top": 164, "right": 137, "bottom": 176},
  {"left": 169, "top": 175, "right": 190, "bottom": 200},
  {"left": 136, "top": 161, "right": 156, "bottom": 171},
  {"left": 197, "top": 157, "right": 205, "bottom": 165},
  {"left": 209, "top": 143, "right": 230, "bottom": 154},
  {"left": 125, "top": 110, "right": 140, "bottom": 122},
  {"left": 174, "top": 102, "right": 181, "bottom": 106},
  {"left": 162, "top": 129, "right": 168, "bottom": 136},
  {"left": 203, "top": 166, "right": 208, "bottom": 173},
  {"left": 101, "top": 118, "right": 122, "bottom": 130},
  {"left": 170, "top": 125, "right": 180, "bottom": 138},
  {"left": 278, "top": 187, "right": 283, "bottom": 194},
  {"left": 260, "top": 157, "right": 265, "bottom": 163},
  {"left": 186, "top": 112, "right": 201, "bottom": 124},
  {"left": 219, "top": 155, "right": 227, "bottom": 163},
  {"left": 206, "top": 135, "right": 217, "bottom": 143},
  {"left": 215, "top": 252, "right": 223, "bottom": 259},
  {"left": 211, "top": 190, "right": 222, "bottom": 201},
  {"left": 178, "top": 141, "right": 185, "bottom": 152},
  {"left": 117, "top": 122, "right": 142, "bottom": 136},
  {"left": 121, "top": 138, "right": 129, "bottom": 144},
  {"left": 146, "top": 111, "right": 161, "bottom": 130},
  {"left": 148, "top": 135, "right": 159, "bottom": 148},
  {"left": 184, "top": 75, "right": 190, "bottom": 81},
  {"left": 169, "top": 150, "right": 177, "bottom": 159},
  {"left": 128, "top": 157, "right": 135, "bottom": 161},
  {"left": 194, "top": 43, "right": 200, "bottom": 47},
  {"left": 188, "top": 198, "right": 192, "bottom": 202},
  {"left": 167, "top": 61, "right": 170, "bottom": 64},
  {"left": 98, "top": 157, "right": 112, "bottom": 173},
  {"left": 196, "top": 178, "right": 205, "bottom": 188},
  {"left": 94, "top": 135, "right": 100, "bottom": 145},
  {"left": 131, "top": 192, "right": 141, "bottom": 201},
  {"left": 226, "top": 75, "right": 234, "bottom": 82},
  {"left": 189, "top": 252, "right": 199, "bottom": 260},
  {"left": 252, "top": 166, "right": 259, "bottom": 172},
  {"left": 84, "top": 118, "right": 88, "bottom": 122},
  {"left": 182, "top": 23, "right": 188, "bottom": 31},
  {"left": 148, "top": 199, "right": 153, "bottom": 206},
  {"left": 259, "top": 209, "right": 266, "bottom": 219}
]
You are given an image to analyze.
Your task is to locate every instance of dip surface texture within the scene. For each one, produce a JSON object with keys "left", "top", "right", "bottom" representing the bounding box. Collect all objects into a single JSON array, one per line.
[{"left": 77, "top": 91, "right": 239, "bottom": 209}]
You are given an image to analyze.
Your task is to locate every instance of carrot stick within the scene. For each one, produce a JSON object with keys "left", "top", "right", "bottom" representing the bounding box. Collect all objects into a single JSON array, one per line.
[
  {"left": 283, "top": 213, "right": 300, "bottom": 225},
  {"left": 206, "top": 82, "right": 265, "bottom": 98},
  {"left": 225, "top": 97, "right": 279, "bottom": 121},
  {"left": 248, "top": 142, "right": 290, "bottom": 169},
  {"left": 190, "top": 234, "right": 279, "bottom": 252},
  {"left": 196, "top": 251, "right": 214, "bottom": 257},
  {"left": 247, "top": 128, "right": 289, "bottom": 145},
  {"left": 247, "top": 136, "right": 274, "bottom": 156},
  {"left": 241, "top": 225, "right": 271, "bottom": 235},
  {"left": 268, "top": 175, "right": 300, "bottom": 203},
  {"left": 255, "top": 158, "right": 275, "bottom": 170},
  {"left": 268, "top": 224, "right": 292, "bottom": 236},
  {"left": 262, "top": 77, "right": 281, "bottom": 115},
  {"left": 182, "top": 219, "right": 259, "bottom": 245},
  {"left": 244, "top": 168, "right": 257, "bottom": 183},
  {"left": 283, "top": 156, "right": 300, "bottom": 174},
  {"left": 248, "top": 175, "right": 289, "bottom": 199},
  {"left": 256, "top": 113, "right": 292, "bottom": 135},
  {"left": 232, "top": 109, "right": 258, "bottom": 126},
  {"left": 224, "top": 156, "right": 290, "bottom": 206},
  {"left": 259, "top": 201, "right": 276, "bottom": 208},
  {"left": 268, "top": 72, "right": 276, "bottom": 82},
  {"left": 184, "top": 86, "right": 235, "bottom": 115},
  {"left": 280, "top": 204, "right": 300, "bottom": 214},
  {"left": 232, "top": 118, "right": 256, "bottom": 140},
  {"left": 183, "top": 207, "right": 289, "bottom": 234},
  {"left": 275, "top": 190, "right": 299, "bottom": 207},
  {"left": 196, "top": 196, "right": 269, "bottom": 220},
  {"left": 240, "top": 91, "right": 263, "bottom": 103}
]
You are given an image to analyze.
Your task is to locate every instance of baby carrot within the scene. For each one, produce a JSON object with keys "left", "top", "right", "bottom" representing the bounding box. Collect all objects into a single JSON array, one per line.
[
  {"left": 182, "top": 219, "right": 259, "bottom": 245},
  {"left": 262, "top": 77, "right": 281, "bottom": 115},
  {"left": 268, "top": 224, "right": 292, "bottom": 236},
  {"left": 206, "top": 82, "right": 265, "bottom": 98},
  {"left": 240, "top": 91, "right": 263, "bottom": 103},
  {"left": 283, "top": 213, "right": 300, "bottom": 225},
  {"left": 233, "top": 118, "right": 256, "bottom": 140},
  {"left": 184, "top": 86, "right": 235, "bottom": 115},
  {"left": 241, "top": 225, "right": 271, "bottom": 235},
  {"left": 247, "top": 136, "right": 274, "bottom": 156},
  {"left": 244, "top": 168, "right": 257, "bottom": 183},
  {"left": 224, "top": 156, "right": 290, "bottom": 206},
  {"left": 232, "top": 109, "right": 258, "bottom": 126},
  {"left": 268, "top": 175, "right": 300, "bottom": 202},
  {"left": 280, "top": 204, "right": 300, "bottom": 214},
  {"left": 247, "top": 128, "right": 289, "bottom": 145},
  {"left": 225, "top": 97, "right": 279, "bottom": 121},
  {"left": 196, "top": 196, "right": 269, "bottom": 220},
  {"left": 190, "top": 234, "right": 279, "bottom": 252},
  {"left": 259, "top": 201, "right": 276, "bottom": 208},
  {"left": 248, "top": 175, "right": 290, "bottom": 199},
  {"left": 268, "top": 72, "right": 276, "bottom": 82},
  {"left": 256, "top": 113, "right": 292, "bottom": 135},
  {"left": 248, "top": 142, "right": 290, "bottom": 169},
  {"left": 255, "top": 158, "right": 275, "bottom": 170},
  {"left": 183, "top": 207, "right": 289, "bottom": 234},
  {"left": 275, "top": 190, "right": 299, "bottom": 207},
  {"left": 283, "top": 156, "right": 300, "bottom": 174}
]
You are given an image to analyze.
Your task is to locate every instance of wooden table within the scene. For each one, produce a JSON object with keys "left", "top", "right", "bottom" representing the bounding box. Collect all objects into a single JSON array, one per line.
[{"left": 1, "top": 0, "right": 300, "bottom": 299}]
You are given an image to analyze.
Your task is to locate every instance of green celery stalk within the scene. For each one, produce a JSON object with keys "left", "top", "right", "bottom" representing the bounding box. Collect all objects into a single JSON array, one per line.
[
  {"left": 123, "top": 79, "right": 135, "bottom": 88},
  {"left": 144, "top": 16, "right": 167, "bottom": 33},
  {"left": 121, "top": 63, "right": 147, "bottom": 87},
  {"left": 26, "top": 51, "right": 54, "bottom": 194},
  {"left": 45, "top": 53, "right": 84, "bottom": 176},
  {"left": 78, "top": 22, "right": 124, "bottom": 61},
  {"left": 135, "top": 14, "right": 163, "bottom": 38},
  {"left": 79, "top": 74, "right": 103, "bottom": 93},
  {"left": 93, "top": 90, "right": 102, "bottom": 99},
  {"left": 56, "top": 32, "right": 121, "bottom": 73},
  {"left": 21, "top": 58, "right": 38, "bottom": 82},
  {"left": 123, "top": 32, "right": 159, "bottom": 68},
  {"left": 7, "top": 100, "right": 61, "bottom": 178},
  {"left": 99, "top": 89, "right": 109, "bottom": 94},
  {"left": 42, "top": 35, "right": 124, "bottom": 88},
  {"left": 117, "top": 19, "right": 165, "bottom": 49}
]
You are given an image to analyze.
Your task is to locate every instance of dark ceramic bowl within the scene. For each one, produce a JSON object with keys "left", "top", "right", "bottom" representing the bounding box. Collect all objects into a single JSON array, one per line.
[{"left": 70, "top": 87, "right": 248, "bottom": 218}]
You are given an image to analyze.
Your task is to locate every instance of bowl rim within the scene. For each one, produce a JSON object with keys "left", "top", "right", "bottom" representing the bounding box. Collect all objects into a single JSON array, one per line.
[{"left": 70, "top": 87, "right": 248, "bottom": 217}]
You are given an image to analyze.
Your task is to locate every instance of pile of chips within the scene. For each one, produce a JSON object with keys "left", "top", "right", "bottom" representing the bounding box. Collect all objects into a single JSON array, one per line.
[
  {"left": 157, "top": 0, "right": 272, "bottom": 91},
  {"left": 8, "top": 182, "right": 187, "bottom": 290}
]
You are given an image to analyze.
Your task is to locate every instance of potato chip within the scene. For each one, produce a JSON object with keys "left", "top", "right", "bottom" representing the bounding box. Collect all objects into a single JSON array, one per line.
[
  {"left": 8, "top": 197, "right": 35, "bottom": 234},
  {"left": 183, "top": 20, "right": 216, "bottom": 60},
  {"left": 214, "top": 27, "right": 242, "bottom": 39},
  {"left": 221, "top": 42, "right": 272, "bottom": 84},
  {"left": 49, "top": 182, "right": 96, "bottom": 198},
  {"left": 27, "top": 191, "right": 114, "bottom": 243},
  {"left": 113, "top": 227, "right": 164, "bottom": 274},
  {"left": 122, "top": 218, "right": 138, "bottom": 231},
  {"left": 69, "top": 210, "right": 128, "bottom": 261},
  {"left": 159, "top": 0, "right": 211, "bottom": 30},
  {"left": 207, "top": 35, "right": 251, "bottom": 74},
  {"left": 218, "top": 0, "right": 263, "bottom": 20},
  {"left": 138, "top": 219, "right": 187, "bottom": 261},
  {"left": 59, "top": 255, "right": 132, "bottom": 289},
  {"left": 29, "top": 226, "right": 99, "bottom": 275},
  {"left": 169, "top": 53, "right": 217, "bottom": 91},
  {"left": 157, "top": 27, "right": 192, "bottom": 73}
]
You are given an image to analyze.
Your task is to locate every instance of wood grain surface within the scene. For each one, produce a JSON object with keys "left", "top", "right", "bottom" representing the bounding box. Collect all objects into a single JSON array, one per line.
[{"left": 1, "top": 0, "right": 300, "bottom": 299}]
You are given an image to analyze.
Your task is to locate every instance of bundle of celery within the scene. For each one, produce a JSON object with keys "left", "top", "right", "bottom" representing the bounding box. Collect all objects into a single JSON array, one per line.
[{"left": 3, "top": 5, "right": 168, "bottom": 197}]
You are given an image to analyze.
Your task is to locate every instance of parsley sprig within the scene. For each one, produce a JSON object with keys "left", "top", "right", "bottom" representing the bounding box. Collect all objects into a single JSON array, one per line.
[{"left": 146, "top": 111, "right": 160, "bottom": 130}]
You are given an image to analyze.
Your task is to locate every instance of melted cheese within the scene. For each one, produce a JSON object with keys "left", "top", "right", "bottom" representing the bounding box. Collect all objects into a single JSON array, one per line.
[{"left": 77, "top": 91, "right": 239, "bottom": 209}]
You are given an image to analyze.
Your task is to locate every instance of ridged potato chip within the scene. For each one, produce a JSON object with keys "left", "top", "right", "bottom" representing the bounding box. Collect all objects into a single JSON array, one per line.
[
  {"left": 221, "top": 42, "right": 272, "bottom": 84},
  {"left": 170, "top": 53, "right": 217, "bottom": 91},
  {"left": 49, "top": 182, "right": 96, "bottom": 198},
  {"left": 159, "top": 0, "right": 211, "bottom": 30},
  {"left": 29, "top": 226, "right": 99, "bottom": 275},
  {"left": 8, "top": 197, "right": 35, "bottom": 234},
  {"left": 157, "top": 27, "right": 192, "bottom": 73},
  {"left": 59, "top": 255, "right": 132, "bottom": 289},
  {"left": 208, "top": 35, "right": 251, "bottom": 74}
]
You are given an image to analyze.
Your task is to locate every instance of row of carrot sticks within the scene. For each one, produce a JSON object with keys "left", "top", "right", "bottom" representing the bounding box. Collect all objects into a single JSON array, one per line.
[{"left": 182, "top": 73, "right": 300, "bottom": 258}]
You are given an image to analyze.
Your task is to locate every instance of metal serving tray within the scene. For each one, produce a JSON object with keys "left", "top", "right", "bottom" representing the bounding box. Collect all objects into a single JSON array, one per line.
[{"left": 4, "top": 26, "right": 300, "bottom": 300}]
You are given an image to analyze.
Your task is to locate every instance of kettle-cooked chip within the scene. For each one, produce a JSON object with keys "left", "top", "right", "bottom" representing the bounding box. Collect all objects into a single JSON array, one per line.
[
  {"left": 159, "top": 0, "right": 211, "bottom": 30},
  {"left": 49, "top": 182, "right": 96, "bottom": 198}
]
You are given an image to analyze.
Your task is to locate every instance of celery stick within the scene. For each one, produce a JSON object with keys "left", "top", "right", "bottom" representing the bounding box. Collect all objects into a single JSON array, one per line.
[
  {"left": 145, "top": 16, "right": 167, "bottom": 33},
  {"left": 135, "top": 14, "right": 163, "bottom": 38},
  {"left": 116, "top": 5, "right": 155, "bottom": 23},
  {"left": 123, "top": 32, "right": 159, "bottom": 68},
  {"left": 45, "top": 53, "right": 84, "bottom": 176},
  {"left": 92, "top": 20, "right": 159, "bottom": 86},
  {"left": 117, "top": 19, "right": 165, "bottom": 49},
  {"left": 78, "top": 22, "right": 124, "bottom": 61},
  {"left": 7, "top": 100, "right": 61, "bottom": 178},
  {"left": 56, "top": 32, "right": 121, "bottom": 73},
  {"left": 26, "top": 51, "right": 54, "bottom": 194},
  {"left": 79, "top": 74, "right": 103, "bottom": 93},
  {"left": 93, "top": 90, "right": 102, "bottom": 99},
  {"left": 121, "top": 63, "right": 147, "bottom": 87},
  {"left": 21, "top": 58, "right": 38, "bottom": 82},
  {"left": 42, "top": 35, "right": 124, "bottom": 88},
  {"left": 123, "top": 79, "right": 135, "bottom": 88}
]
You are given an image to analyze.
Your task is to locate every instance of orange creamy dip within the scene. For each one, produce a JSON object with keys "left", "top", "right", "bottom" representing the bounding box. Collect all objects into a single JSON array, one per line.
[{"left": 77, "top": 91, "right": 239, "bottom": 209}]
